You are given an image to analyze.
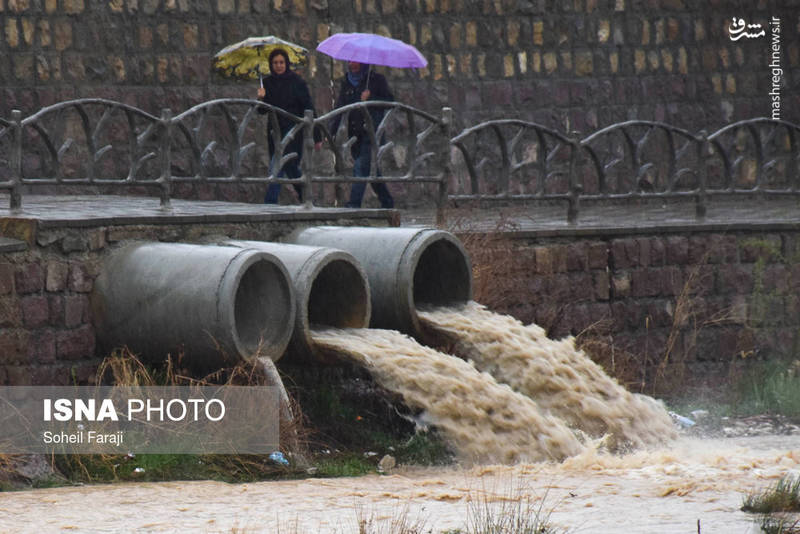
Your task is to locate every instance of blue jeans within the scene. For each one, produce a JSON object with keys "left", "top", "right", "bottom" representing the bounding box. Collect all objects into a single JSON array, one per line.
[
  {"left": 346, "top": 140, "right": 394, "bottom": 209},
  {"left": 264, "top": 154, "right": 303, "bottom": 204}
]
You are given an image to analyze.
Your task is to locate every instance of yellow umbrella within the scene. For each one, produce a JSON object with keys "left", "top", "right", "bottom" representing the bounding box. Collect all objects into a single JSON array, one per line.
[{"left": 213, "top": 36, "right": 309, "bottom": 84}]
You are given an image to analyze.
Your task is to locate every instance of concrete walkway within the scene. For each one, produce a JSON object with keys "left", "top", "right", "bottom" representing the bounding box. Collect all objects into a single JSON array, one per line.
[
  {"left": 405, "top": 197, "right": 800, "bottom": 236},
  {"left": 0, "top": 194, "right": 798, "bottom": 239}
]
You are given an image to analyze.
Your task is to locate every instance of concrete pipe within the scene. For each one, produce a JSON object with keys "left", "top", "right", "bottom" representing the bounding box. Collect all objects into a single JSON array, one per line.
[
  {"left": 287, "top": 226, "right": 472, "bottom": 337},
  {"left": 225, "top": 241, "right": 371, "bottom": 361},
  {"left": 91, "top": 242, "right": 295, "bottom": 370}
]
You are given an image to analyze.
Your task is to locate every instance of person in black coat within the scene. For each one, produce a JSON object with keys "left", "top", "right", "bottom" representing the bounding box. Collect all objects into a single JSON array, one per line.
[
  {"left": 331, "top": 62, "right": 395, "bottom": 209},
  {"left": 256, "top": 48, "right": 320, "bottom": 204}
]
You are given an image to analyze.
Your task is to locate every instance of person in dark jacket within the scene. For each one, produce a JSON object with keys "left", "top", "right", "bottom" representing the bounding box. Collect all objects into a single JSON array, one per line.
[
  {"left": 256, "top": 48, "right": 320, "bottom": 204},
  {"left": 332, "top": 62, "right": 395, "bottom": 209}
]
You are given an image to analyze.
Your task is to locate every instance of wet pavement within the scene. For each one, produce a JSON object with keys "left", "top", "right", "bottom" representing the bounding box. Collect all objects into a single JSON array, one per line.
[
  {"left": 0, "top": 194, "right": 797, "bottom": 239},
  {"left": 405, "top": 197, "right": 800, "bottom": 236}
]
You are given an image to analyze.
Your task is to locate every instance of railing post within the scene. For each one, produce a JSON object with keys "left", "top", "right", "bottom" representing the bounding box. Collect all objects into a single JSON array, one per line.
[
  {"left": 301, "top": 109, "right": 315, "bottom": 210},
  {"left": 10, "top": 110, "right": 22, "bottom": 211},
  {"left": 696, "top": 132, "right": 708, "bottom": 219},
  {"left": 159, "top": 108, "right": 172, "bottom": 209},
  {"left": 438, "top": 107, "right": 453, "bottom": 227},
  {"left": 567, "top": 138, "right": 580, "bottom": 224}
]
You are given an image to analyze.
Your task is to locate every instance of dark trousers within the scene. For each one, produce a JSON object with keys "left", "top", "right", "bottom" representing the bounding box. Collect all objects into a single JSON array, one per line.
[
  {"left": 264, "top": 152, "right": 303, "bottom": 204},
  {"left": 346, "top": 139, "right": 394, "bottom": 209}
]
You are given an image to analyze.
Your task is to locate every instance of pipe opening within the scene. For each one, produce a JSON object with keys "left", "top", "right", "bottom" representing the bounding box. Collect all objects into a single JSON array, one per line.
[
  {"left": 308, "top": 259, "right": 369, "bottom": 328},
  {"left": 413, "top": 238, "right": 472, "bottom": 308},
  {"left": 234, "top": 259, "right": 293, "bottom": 354}
]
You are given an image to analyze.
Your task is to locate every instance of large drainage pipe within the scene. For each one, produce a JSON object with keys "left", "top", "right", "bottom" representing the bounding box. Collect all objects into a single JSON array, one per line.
[
  {"left": 225, "top": 241, "right": 371, "bottom": 361},
  {"left": 91, "top": 242, "right": 295, "bottom": 370},
  {"left": 287, "top": 226, "right": 472, "bottom": 337}
]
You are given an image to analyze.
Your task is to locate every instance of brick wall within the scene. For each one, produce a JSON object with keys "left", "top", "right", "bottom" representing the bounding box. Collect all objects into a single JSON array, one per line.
[
  {"left": 464, "top": 227, "right": 800, "bottom": 390},
  {"left": 1, "top": 0, "right": 798, "bottom": 134}
]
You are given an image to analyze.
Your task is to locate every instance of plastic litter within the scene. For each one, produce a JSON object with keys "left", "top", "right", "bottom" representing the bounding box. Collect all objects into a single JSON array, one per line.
[
  {"left": 669, "top": 411, "right": 696, "bottom": 428},
  {"left": 377, "top": 454, "right": 396, "bottom": 473},
  {"left": 269, "top": 451, "right": 289, "bottom": 466}
]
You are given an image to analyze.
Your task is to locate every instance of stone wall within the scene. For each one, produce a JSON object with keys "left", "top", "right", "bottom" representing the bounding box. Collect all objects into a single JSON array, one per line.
[
  {"left": 464, "top": 226, "right": 800, "bottom": 390},
  {"left": 1, "top": 0, "right": 798, "bottom": 135}
]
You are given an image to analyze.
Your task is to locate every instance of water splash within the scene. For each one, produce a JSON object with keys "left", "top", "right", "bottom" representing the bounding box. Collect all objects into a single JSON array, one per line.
[
  {"left": 418, "top": 301, "right": 677, "bottom": 451},
  {"left": 311, "top": 327, "right": 584, "bottom": 464},
  {"left": 312, "top": 301, "right": 677, "bottom": 463}
]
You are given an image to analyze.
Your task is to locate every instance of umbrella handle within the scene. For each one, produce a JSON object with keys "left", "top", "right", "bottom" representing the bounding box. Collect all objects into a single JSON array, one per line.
[{"left": 260, "top": 72, "right": 264, "bottom": 89}]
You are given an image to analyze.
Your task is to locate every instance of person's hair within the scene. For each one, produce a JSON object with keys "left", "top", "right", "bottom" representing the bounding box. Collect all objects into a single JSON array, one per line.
[{"left": 269, "top": 48, "right": 291, "bottom": 73}]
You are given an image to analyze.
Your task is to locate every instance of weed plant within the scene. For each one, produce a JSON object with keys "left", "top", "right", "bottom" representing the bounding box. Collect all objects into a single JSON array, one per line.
[
  {"left": 743, "top": 475, "right": 800, "bottom": 534},
  {"left": 743, "top": 475, "right": 800, "bottom": 514},
  {"left": 729, "top": 359, "right": 800, "bottom": 417}
]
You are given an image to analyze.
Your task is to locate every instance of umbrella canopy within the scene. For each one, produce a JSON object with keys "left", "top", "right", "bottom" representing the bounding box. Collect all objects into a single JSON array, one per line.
[
  {"left": 214, "top": 36, "right": 309, "bottom": 81},
  {"left": 316, "top": 32, "right": 427, "bottom": 69}
]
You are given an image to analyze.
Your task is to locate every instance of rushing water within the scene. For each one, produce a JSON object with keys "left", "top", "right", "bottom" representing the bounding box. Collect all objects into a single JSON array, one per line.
[
  {"left": 312, "top": 326, "right": 584, "bottom": 463},
  {"left": 313, "top": 302, "right": 675, "bottom": 462},
  {"left": 417, "top": 302, "right": 677, "bottom": 451}
]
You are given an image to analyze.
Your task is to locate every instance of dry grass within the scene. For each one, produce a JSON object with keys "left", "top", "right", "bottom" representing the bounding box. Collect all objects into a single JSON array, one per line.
[
  {"left": 443, "top": 209, "right": 526, "bottom": 312},
  {"left": 51, "top": 346, "right": 313, "bottom": 484}
]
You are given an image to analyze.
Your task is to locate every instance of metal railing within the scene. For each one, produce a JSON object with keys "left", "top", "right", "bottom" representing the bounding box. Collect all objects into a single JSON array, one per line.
[{"left": 0, "top": 98, "right": 798, "bottom": 223}]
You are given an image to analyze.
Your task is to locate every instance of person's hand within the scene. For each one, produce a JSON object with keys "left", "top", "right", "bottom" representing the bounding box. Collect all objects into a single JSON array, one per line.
[
  {"left": 257, "top": 87, "right": 266, "bottom": 98},
  {"left": 360, "top": 89, "right": 371, "bottom": 101},
  {"left": 314, "top": 141, "right": 323, "bottom": 150}
]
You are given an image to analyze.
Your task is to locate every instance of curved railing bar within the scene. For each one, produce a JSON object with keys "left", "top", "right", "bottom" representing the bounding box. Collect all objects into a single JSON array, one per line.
[{"left": 1, "top": 101, "right": 799, "bottom": 218}]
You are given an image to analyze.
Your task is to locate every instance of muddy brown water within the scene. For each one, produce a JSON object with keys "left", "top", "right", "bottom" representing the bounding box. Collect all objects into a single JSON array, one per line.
[
  {"left": 1, "top": 304, "right": 797, "bottom": 532},
  {"left": 0, "top": 436, "right": 797, "bottom": 533}
]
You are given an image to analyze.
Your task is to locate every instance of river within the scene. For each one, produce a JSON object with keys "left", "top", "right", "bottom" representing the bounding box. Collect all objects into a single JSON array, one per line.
[{"left": 0, "top": 434, "right": 797, "bottom": 533}]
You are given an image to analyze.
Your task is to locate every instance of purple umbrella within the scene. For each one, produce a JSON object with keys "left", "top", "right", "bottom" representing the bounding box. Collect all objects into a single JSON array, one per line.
[{"left": 316, "top": 32, "right": 427, "bottom": 69}]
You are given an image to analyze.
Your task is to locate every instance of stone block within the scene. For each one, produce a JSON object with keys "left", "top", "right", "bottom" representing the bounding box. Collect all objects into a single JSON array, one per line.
[
  {"left": 569, "top": 272, "right": 594, "bottom": 301},
  {"left": 15, "top": 263, "right": 43, "bottom": 294},
  {"left": 707, "top": 234, "right": 737, "bottom": 264},
  {"left": 715, "top": 264, "right": 753, "bottom": 295},
  {"left": 534, "top": 246, "right": 552, "bottom": 274},
  {"left": 686, "top": 265, "right": 715, "bottom": 296},
  {"left": 5, "top": 366, "right": 32, "bottom": 386},
  {"left": 67, "top": 264, "right": 93, "bottom": 293},
  {"left": 593, "top": 271, "right": 610, "bottom": 300},
  {"left": 587, "top": 242, "right": 608, "bottom": 269},
  {"left": 763, "top": 264, "right": 790, "bottom": 295},
  {"left": 28, "top": 329, "right": 56, "bottom": 364},
  {"left": 56, "top": 325, "right": 96, "bottom": 361},
  {"left": 0, "top": 263, "right": 14, "bottom": 294},
  {"left": 740, "top": 235, "right": 782, "bottom": 263},
  {"left": 610, "top": 300, "right": 642, "bottom": 329},
  {"left": 646, "top": 299, "right": 673, "bottom": 327},
  {"left": 48, "top": 295, "right": 64, "bottom": 326},
  {"left": 21, "top": 295, "right": 49, "bottom": 328},
  {"left": 0, "top": 330, "right": 27, "bottom": 364},
  {"left": 665, "top": 236, "right": 688, "bottom": 264},
  {"left": 660, "top": 265, "right": 685, "bottom": 296},
  {"left": 612, "top": 273, "right": 630, "bottom": 298},
  {"left": 631, "top": 269, "right": 661, "bottom": 298},
  {"left": 611, "top": 238, "right": 638, "bottom": 269},
  {"left": 64, "top": 295, "right": 89, "bottom": 327},
  {"left": 567, "top": 242, "right": 588, "bottom": 271},
  {"left": 53, "top": 19, "right": 72, "bottom": 51},
  {"left": 64, "top": 0, "right": 84, "bottom": 14},
  {"left": 0, "top": 297, "right": 21, "bottom": 328}
]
